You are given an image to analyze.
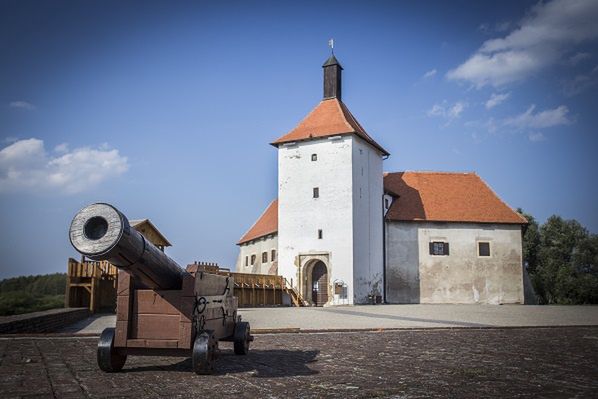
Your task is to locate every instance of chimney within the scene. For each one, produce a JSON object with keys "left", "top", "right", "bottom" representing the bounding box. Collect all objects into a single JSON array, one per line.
[{"left": 322, "top": 55, "right": 343, "bottom": 100}]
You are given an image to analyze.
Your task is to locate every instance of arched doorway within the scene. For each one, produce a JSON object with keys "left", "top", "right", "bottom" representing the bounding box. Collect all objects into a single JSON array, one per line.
[{"left": 311, "top": 261, "right": 328, "bottom": 306}]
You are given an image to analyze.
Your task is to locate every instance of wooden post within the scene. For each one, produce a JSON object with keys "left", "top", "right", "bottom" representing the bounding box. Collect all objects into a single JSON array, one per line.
[{"left": 65, "top": 260, "right": 72, "bottom": 308}]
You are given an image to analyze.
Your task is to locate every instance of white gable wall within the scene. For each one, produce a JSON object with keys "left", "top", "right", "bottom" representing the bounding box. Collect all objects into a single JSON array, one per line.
[
  {"left": 386, "top": 221, "right": 524, "bottom": 304},
  {"left": 236, "top": 234, "right": 278, "bottom": 275},
  {"left": 352, "top": 136, "right": 384, "bottom": 303},
  {"left": 278, "top": 136, "right": 355, "bottom": 304}
]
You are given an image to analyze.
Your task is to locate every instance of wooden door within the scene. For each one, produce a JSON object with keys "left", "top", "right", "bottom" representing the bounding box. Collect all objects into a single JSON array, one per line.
[{"left": 311, "top": 261, "right": 328, "bottom": 306}]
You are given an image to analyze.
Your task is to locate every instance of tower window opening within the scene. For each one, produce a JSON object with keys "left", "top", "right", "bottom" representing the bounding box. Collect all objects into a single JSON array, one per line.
[
  {"left": 311, "top": 154, "right": 317, "bottom": 161},
  {"left": 318, "top": 229, "right": 323, "bottom": 239},
  {"left": 313, "top": 187, "right": 319, "bottom": 198}
]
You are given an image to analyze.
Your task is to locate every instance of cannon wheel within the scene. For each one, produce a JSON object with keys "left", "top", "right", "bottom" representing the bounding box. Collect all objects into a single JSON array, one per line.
[
  {"left": 97, "top": 328, "right": 127, "bottom": 372},
  {"left": 233, "top": 322, "right": 251, "bottom": 355},
  {"left": 192, "top": 330, "right": 218, "bottom": 375}
]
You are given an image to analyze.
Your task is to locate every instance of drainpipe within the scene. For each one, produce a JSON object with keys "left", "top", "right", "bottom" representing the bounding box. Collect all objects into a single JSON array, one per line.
[{"left": 382, "top": 194, "right": 387, "bottom": 304}]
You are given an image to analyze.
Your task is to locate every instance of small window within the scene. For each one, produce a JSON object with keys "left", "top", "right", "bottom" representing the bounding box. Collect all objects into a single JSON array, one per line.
[
  {"left": 318, "top": 229, "right": 323, "bottom": 239},
  {"left": 262, "top": 252, "right": 268, "bottom": 263},
  {"left": 478, "top": 242, "right": 491, "bottom": 257},
  {"left": 311, "top": 154, "right": 317, "bottom": 161},
  {"left": 250, "top": 254, "right": 256, "bottom": 265},
  {"left": 313, "top": 187, "right": 319, "bottom": 198},
  {"left": 384, "top": 198, "right": 390, "bottom": 209},
  {"left": 271, "top": 249, "right": 276, "bottom": 262},
  {"left": 245, "top": 256, "right": 248, "bottom": 267},
  {"left": 429, "top": 241, "right": 449, "bottom": 256}
]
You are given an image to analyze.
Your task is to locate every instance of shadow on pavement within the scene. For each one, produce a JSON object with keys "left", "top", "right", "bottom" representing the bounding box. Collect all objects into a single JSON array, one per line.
[
  {"left": 322, "top": 308, "right": 490, "bottom": 328},
  {"left": 121, "top": 349, "right": 320, "bottom": 377}
]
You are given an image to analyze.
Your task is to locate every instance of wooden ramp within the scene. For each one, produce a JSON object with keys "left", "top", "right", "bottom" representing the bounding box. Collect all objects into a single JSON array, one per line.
[
  {"left": 187, "top": 263, "right": 307, "bottom": 307},
  {"left": 66, "top": 260, "right": 306, "bottom": 313}
]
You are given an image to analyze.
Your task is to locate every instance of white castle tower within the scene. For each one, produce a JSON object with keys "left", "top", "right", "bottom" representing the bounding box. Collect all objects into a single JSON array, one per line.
[{"left": 270, "top": 55, "right": 389, "bottom": 305}]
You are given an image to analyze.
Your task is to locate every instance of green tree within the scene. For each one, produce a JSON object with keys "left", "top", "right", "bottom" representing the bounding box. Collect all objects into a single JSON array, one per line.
[
  {"left": 535, "top": 216, "right": 598, "bottom": 304},
  {"left": 518, "top": 208, "right": 541, "bottom": 274}
]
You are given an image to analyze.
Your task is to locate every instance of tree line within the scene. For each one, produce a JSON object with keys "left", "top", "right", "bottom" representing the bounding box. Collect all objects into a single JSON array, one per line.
[
  {"left": 519, "top": 210, "right": 598, "bottom": 304},
  {"left": 0, "top": 273, "right": 66, "bottom": 316}
]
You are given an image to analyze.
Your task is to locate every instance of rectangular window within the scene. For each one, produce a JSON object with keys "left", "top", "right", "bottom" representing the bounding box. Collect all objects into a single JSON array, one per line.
[
  {"left": 313, "top": 187, "right": 319, "bottom": 198},
  {"left": 318, "top": 229, "right": 323, "bottom": 239},
  {"left": 271, "top": 249, "right": 276, "bottom": 262},
  {"left": 429, "top": 241, "right": 449, "bottom": 256},
  {"left": 385, "top": 198, "right": 389, "bottom": 209},
  {"left": 250, "top": 254, "right": 256, "bottom": 265},
  {"left": 478, "top": 242, "right": 491, "bottom": 257},
  {"left": 311, "top": 154, "right": 317, "bottom": 161},
  {"left": 245, "top": 256, "right": 248, "bottom": 267},
  {"left": 262, "top": 252, "right": 268, "bottom": 263}
]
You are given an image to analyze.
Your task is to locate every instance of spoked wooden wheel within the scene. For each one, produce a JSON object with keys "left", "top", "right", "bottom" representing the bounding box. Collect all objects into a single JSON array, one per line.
[
  {"left": 97, "top": 328, "right": 127, "bottom": 372},
  {"left": 192, "top": 330, "right": 218, "bottom": 375},
  {"left": 233, "top": 322, "right": 251, "bottom": 355}
]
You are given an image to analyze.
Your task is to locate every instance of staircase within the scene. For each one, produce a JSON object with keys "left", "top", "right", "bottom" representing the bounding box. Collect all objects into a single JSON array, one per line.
[{"left": 284, "top": 279, "right": 308, "bottom": 307}]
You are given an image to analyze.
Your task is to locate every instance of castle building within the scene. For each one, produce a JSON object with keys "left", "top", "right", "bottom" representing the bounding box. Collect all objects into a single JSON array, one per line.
[{"left": 236, "top": 55, "right": 527, "bottom": 306}]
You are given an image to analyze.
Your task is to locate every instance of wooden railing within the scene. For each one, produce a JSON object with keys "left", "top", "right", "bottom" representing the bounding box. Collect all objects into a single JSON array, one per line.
[
  {"left": 67, "top": 258, "right": 118, "bottom": 280},
  {"left": 66, "top": 258, "right": 119, "bottom": 313}
]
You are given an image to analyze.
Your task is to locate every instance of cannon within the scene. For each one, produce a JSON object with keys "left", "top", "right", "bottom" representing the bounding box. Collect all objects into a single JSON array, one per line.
[{"left": 69, "top": 203, "right": 252, "bottom": 374}]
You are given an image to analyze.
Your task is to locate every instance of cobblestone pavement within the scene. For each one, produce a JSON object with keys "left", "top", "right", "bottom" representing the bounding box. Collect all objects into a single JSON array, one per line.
[{"left": 1, "top": 327, "right": 597, "bottom": 398}]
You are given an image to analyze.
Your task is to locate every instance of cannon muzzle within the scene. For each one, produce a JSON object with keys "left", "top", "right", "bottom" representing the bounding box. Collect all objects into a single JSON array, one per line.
[{"left": 69, "top": 203, "right": 187, "bottom": 290}]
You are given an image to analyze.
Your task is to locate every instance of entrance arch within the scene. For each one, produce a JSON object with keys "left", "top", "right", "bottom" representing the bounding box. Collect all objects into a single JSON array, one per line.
[{"left": 311, "top": 261, "right": 328, "bottom": 306}]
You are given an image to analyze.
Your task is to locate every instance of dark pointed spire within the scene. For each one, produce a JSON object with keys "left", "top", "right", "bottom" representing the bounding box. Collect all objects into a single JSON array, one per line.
[{"left": 322, "top": 55, "right": 343, "bottom": 100}]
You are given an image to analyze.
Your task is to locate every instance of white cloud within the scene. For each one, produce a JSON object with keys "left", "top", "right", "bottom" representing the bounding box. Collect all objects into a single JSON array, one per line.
[
  {"left": 423, "top": 69, "right": 437, "bottom": 79},
  {"left": 54, "top": 143, "right": 69, "bottom": 153},
  {"left": 9, "top": 101, "right": 36, "bottom": 110},
  {"left": 563, "top": 64, "right": 598, "bottom": 95},
  {"left": 427, "top": 101, "right": 467, "bottom": 119},
  {"left": 485, "top": 92, "right": 511, "bottom": 109},
  {"left": 567, "top": 52, "right": 591, "bottom": 66},
  {"left": 528, "top": 132, "right": 546, "bottom": 142},
  {"left": 504, "top": 105, "right": 571, "bottom": 129},
  {"left": 447, "top": 0, "right": 598, "bottom": 87},
  {"left": 0, "top": 138, "right": 129, "bottom": 194},
  {"left": 495, "top": 21, "right": 511, "bottom": 33}
]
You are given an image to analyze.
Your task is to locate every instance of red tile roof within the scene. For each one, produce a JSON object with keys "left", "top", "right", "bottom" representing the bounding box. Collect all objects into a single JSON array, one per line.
[
  {"left": 270, "top": 98, "right": 389, "bottom": 156},
  {"left": 384, "top": 172, "right": 527, "bottom": 224},
  {"left": 238, "top": 172, "right": 525, "bottom": 244},
  {"left": 237, "top": 199, "right": 278, "bottom": 245}
]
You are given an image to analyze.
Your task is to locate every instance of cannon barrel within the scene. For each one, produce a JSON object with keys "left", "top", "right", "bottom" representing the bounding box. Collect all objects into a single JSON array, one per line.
[{"left": 69, "top": 203, "right": 187, "bottom": 290}]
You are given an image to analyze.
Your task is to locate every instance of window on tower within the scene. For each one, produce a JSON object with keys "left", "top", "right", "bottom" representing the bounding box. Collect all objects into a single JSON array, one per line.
[
  {"left": 313, "top": 187, "right": 319, "bottom": 198},
  {"left": 250, "top": 254, "right": 256, "bottom": 265},
  {"left": 311, "top": 154, "right": 317, "bottom": 161},
  {"left": 262, "top": 252, "right": 268, "bottom": 263},
  {"left": 478, "top": 242, "right": 491, "bottom": 257},
  {"left": 271, "top": 249, "right": 276, "bottom": 262},
  {"left": 318, "top": 229, "right": 323, "bottom": 239}
]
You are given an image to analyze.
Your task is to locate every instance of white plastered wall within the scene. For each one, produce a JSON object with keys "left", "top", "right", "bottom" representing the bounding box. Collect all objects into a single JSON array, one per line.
[
  {"left": 385, "top": 221, "right": 524, "bottom": 304},
  {"left": 277, "top": 136, "right": 355, "bottom": 304},
  {"left": 351, "top": 136, "right": 384, "bottom": 303},
  {"left": 236, "top": 234, "right": 278, "bottom": 275}
]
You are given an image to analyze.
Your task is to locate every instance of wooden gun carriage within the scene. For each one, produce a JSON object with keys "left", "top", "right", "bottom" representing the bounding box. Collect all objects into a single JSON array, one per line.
[{"left": 69, "top": 203, "right": 252, "bottom": 374}]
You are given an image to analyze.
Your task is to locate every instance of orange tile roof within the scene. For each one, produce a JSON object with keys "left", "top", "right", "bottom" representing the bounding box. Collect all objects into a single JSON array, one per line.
[
  {"left": 237, "top": 199, "right": 278, "bottom": 245},
  {"left": 239, "top": 173, "right": 525, "bottom": 243},
  {"left": 270, "top": 98, "right": 389, "bottom": 156},
  {"left": 384, "top": 172, "right": 527, "bottom": 224}
]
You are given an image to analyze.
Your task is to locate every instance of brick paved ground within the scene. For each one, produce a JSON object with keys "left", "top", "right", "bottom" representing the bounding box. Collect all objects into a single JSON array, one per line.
[{"left": 1, "top": 327, "right": 597, "bottom": 398}]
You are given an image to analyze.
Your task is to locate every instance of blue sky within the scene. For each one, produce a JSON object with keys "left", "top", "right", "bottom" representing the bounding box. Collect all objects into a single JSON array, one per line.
[{"left": 1, "top": 0, "right": 597, "bottom": 279}]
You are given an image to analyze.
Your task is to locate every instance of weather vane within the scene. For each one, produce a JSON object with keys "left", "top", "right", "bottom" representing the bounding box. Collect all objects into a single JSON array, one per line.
[{"left": 328, "top": 38, "right": 334, "bottom": 54}]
